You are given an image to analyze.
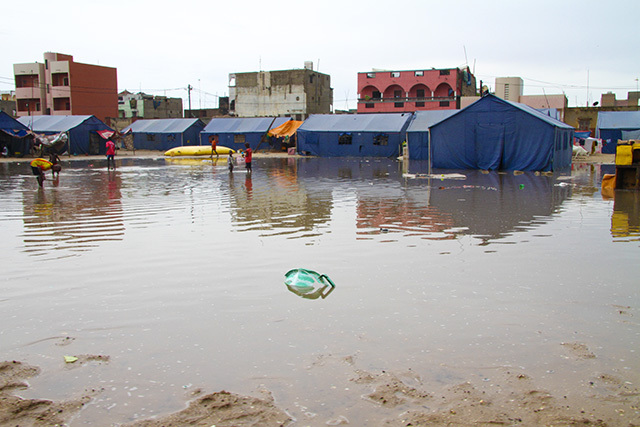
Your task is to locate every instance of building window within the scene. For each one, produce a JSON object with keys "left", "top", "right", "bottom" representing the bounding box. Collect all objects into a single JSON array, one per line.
[
  {"left": 168, "top": 134, "right": 176, "bottom": 142},
  {"left": 416, "top": 89, "right": 425, "bottom": 98},
  {"left": 394, "top": 90, "right": 402, "bottom": 98},
  {"left": 578, "top": 118, "right": 591, "bottom": 130},
  {"left": 373, "top": 134, "right": 388, "bottom": 146},
  {"left": 416, "top": 102, "right": 425, "bottom": 107},
  {"left": 338, "top": 133, "right": 352, "bottom": 145},
  {"left": 310, "top": 75, "right": 314, "bottom": 84},
  {"left": 234, "top": 134, "right": 246, "bottom": 144},
  {"left": 439, "top": 70, "right": 450, "bottom": 76},
  {"left": 415, "top": 71, "right": 424, "bottom": 77},
  {"left": 372, "top": 91, "right": 381, "bottom": 99},
  {"left": 366, "top": 73, "right": 376, "bottom": 78},
  {"left": 439, "top": 101, "right": 450, "bottom": 107},
  {"left": 146, "top": 134, "right": 156, "bottom": 141},
  {"left": 366, "top": 103, "right": 374, "bottom": 108},
  {"left": 391, "top": 72, "right": 400, "bottom": 78}
]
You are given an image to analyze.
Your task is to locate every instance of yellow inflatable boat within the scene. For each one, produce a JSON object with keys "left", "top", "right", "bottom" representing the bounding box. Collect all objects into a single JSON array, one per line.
[{"left": 164, "top": 145, "right": 235, "bottom": 157}]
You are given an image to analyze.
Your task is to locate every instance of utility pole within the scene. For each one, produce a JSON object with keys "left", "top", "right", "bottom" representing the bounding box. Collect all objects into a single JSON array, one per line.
[{"left": 187, "top": 84, "right": 193, "bottom": 117}]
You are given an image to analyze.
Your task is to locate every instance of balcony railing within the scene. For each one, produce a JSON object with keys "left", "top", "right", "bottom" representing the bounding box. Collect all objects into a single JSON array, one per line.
[{"left": 359, "top": 96, "right": 456, "bottom": 103}]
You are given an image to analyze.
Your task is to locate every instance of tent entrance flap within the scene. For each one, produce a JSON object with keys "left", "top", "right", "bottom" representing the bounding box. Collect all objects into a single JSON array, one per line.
[{"left": 475, "top": 124, "right": 504, "bottom": 170}]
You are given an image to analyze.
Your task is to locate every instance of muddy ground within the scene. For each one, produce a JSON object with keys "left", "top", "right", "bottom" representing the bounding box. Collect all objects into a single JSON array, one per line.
[{"left": 1, "top": 341, "right": 639, "bottom": 426}]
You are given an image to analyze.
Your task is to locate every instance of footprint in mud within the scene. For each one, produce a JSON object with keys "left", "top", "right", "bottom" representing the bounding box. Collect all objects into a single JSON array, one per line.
[{"left": 561, "top": 342, "right": 596, "bottom": 359}]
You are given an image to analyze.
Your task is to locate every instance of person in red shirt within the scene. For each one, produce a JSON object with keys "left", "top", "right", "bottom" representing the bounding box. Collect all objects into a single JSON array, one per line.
[
  {"left": 209, "top": 134, "right": 219, "bottom": 160},
  {"left": 243, "top": 142, "right": 252, "bottom": 172},
  {"left": 106, "top": 139, "right": 116, "bottom": 170}
]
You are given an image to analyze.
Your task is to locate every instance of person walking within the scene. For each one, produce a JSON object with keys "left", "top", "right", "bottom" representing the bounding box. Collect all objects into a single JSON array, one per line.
[
  {"left": 106, "top": 138, "right": 116, "bottom": 170},
  {"left": 209, "top": 134, "right": 219, "bottom": 160},
  {"left": 243, "top": 142, "right": 252, "bottom": 173}
]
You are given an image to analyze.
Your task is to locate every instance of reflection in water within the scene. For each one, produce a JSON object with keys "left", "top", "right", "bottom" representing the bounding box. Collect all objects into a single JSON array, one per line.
[
  {"left": 22, "top": 167, "right": 124, "bottom": 258},
  {"left": 286, "top": 283, "right": 335, "bottom": 300},
  {"left": 611, "top": 191, "right": 640, "bottom": 242}
]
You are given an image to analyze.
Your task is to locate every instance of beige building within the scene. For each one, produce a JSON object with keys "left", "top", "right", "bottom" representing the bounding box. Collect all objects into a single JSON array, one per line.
[
  {"left": 229, "top": 62, "right": 333, "bottom": 120},
  {"left": 495, "top": 77, "right": 523, "bottom": 102}
]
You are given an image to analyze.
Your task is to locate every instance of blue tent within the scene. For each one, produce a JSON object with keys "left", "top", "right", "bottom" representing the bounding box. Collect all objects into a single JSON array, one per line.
[
  {"left": 430, "top": 94, "right": 574, "bottom": 171},
  {"left": 18, "top": 115, "right": 113, "bottom": 155},
  {"left": 297, "top": 113, "right": 412, "bottom": 157},
  {"left": 122, "top": 118, "right": 204, "bottom": 151},
  {"left": 0, "top": 111, "right": 33, "bottom": 157},
  {"left": 405, "top": 110, "right": 457, "bottom": 160},
  {"left": 596, "top": 111, "right": 640, "bottom": 154},
  {"left": 200, "top": 117, "right": 289, "bottom": 152}
]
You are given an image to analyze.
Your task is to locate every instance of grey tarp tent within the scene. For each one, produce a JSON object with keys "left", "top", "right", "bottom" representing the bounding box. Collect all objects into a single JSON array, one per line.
[
  {"left": 429, "top": 94, "right": 574, "bottom": 171},
  {"left": 200, "top": 117, "right": 289, "bottom": 152},
  {"left": 297, "top": 113, "right": 412, "bottom": 157},
  {"left": 18, "top": 115, "right": 113, "bottom": 155},
  {"left": 405, "top": 110, "right": 457, "bottom": 160},
  {"left": 596, "top": 111, "right": 640, "bottom": 154},
  {"left": 122, "top": 118, "right": 205, "bottom": 151},
  {"left": 0, "top": 111, "right": 33, "bottom": 157}
]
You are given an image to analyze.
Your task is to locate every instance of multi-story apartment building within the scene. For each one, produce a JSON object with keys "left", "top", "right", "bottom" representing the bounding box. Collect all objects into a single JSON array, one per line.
[
  {"left": 357, "top": 67, "right": 476, "bottom": 113},
  {"left": 229, "top": 62, "right": 333, "bottom": 120},
  {"left": 118, "top": 91, "right": 183, "bottom": 119},
  {"left": 13, "top": 52, "right": 117, "bottom": 123}
]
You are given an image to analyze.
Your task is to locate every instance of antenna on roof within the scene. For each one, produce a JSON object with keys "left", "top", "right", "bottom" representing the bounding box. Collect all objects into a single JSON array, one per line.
[{"left": 463, "top": 45, "right": 468, "bottom": 66}]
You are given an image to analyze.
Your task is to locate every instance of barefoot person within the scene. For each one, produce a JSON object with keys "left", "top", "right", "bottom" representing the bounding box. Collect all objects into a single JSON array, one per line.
[{"left": 106, "top": 138, "right": 116, "bottom": 170}]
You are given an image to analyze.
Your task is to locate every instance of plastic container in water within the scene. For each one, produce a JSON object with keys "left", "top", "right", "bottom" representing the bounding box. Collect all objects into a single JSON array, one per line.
[{"left": 284, "top": 269, "right": 335, "bottom": 290}]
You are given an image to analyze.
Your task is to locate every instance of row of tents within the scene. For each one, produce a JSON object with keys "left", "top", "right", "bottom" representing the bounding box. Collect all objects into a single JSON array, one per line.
[{"left": 2, "top": 94, "right": 640, "bottom": 171}]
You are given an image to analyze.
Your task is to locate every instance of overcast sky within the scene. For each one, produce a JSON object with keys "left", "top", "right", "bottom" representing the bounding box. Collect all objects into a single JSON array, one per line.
[{"left": 2, "top": 0, "right": 638, "bottom": 111}]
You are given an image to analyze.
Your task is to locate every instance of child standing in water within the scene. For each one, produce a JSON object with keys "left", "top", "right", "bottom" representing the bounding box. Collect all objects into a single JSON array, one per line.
[{"left": 227, "top": 151, "right": 235, "bottom": 172}]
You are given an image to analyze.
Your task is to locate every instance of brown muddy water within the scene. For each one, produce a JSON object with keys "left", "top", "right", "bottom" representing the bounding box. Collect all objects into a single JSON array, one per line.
[{"left": 0, "top": 157, "right": 638, "bottom": 425}]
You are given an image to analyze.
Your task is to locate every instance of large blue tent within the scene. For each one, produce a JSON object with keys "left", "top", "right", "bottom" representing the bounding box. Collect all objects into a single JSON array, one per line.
[
  {"left": 0, "top": 111, "right": 33, "bottom": 157},
  {"left": 200, "top": 117, "right": 289, "bottom": 152},
  {"left": 17, "top": 115, "right": 113, "bottom": 155},
  {"left": 297, "top": 113, "right": 412, "bottom": 157},
  {"left": 596, "top": 111, "right": 640, "bottom": 154},
  {"left": 429, "top": 94, "right": 574, "bottom": 171},
  {"left": 122, "top": 118, "right": 204, "bottom": 151},
  {"left": 405, "top": 110, "right": 457, "bottom": 160}
]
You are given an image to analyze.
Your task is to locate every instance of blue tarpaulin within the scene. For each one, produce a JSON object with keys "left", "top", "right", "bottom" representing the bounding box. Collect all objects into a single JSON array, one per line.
[
  {"left": 405, "top": 110, "right": 457, "bottom": 160},
  {"left": 17, "top": 115, "right": 113, "bottom": 155},
  {"left": 429, "top": 94, "right": 574, "bottom": 171},
  {"left": 0, "top": 111, "right": 33, "bottom": 157},
  {"left": 297, "top": 113, "right": 412, "bottom": 157},
  {"left": 122, "top": 118, "right": 205, "bottom": 151},
  {"left": 596, "top": 111, "right": 640, "bottom": 154},
  {"left": 200, "top": 117, "right": 289, "bottom": 151}
]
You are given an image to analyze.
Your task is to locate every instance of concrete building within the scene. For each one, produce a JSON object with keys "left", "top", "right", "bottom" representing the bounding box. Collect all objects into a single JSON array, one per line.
[
  {"left": 1, "top": 92, "right": 16, "bottom": 115},
  {"left": 600, "top": 91, "right": 640, "bottom": 108},
  {"left": 357, "top": 67, "right": 476, "bottom": 113},
  {"left": 494, "top": 77, "right": 523, "bottom": 102},
  {"left": 13, "top": 52, "right": 117, "bottom": 123},
  {"left": 229, "top": 62, "right": 333, "bottom": 120},
  {"left": 118, "top": 91, "right": 183, "bottom": 119}
]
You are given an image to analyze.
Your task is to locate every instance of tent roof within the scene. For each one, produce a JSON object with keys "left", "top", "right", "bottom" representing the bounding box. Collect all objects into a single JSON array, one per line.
[
  {"left": 299, "top": 113, "right": 412, "bottom": 132},
  {"left": 203, "top": 117, "right": 289, "bottom": 134},
  {"left": 17, "top": 115, "right": 110, "bottom": 132},
  {"left": 433, "top": 94, "right": 574, "bottom": 130},
  {"left": 596, "top": 111, "right": 640, "bottom": 130},
  {"left": 268, "top": 120, "right": 303, "bottom": 137},
  {"left": 406, "top": 110, "right": 457, "bottom": 132},
  {"left": 122, "top": 118, "right": 203, "bottom": 134},
  {"left": 0, "top": 111, "right": 29, "bottom": 132}
]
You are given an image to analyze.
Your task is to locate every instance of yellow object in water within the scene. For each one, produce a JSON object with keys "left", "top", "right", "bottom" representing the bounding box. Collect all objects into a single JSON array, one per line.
[
  {"left": 164, "top": 145, "right": 235, "bottom": 157},
  {"left": 30, "top": 158, "right": 53, "bottom": 170},
  {"left": 616, "top": 144, "right": 633, "bottom": 165}
]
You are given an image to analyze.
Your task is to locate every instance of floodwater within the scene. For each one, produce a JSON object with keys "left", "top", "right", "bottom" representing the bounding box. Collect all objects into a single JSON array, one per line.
[{"left": 0, "top": 157, "right": 638, "bottom": 425}]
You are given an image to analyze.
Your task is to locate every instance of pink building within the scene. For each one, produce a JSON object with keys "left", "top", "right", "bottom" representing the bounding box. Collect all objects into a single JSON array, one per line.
[
  {"left": 357, "top": 67, "right": 476, "bottom": 113},
  {"left": 14, "top": 52, "right": 118, "bottom": 123}
]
